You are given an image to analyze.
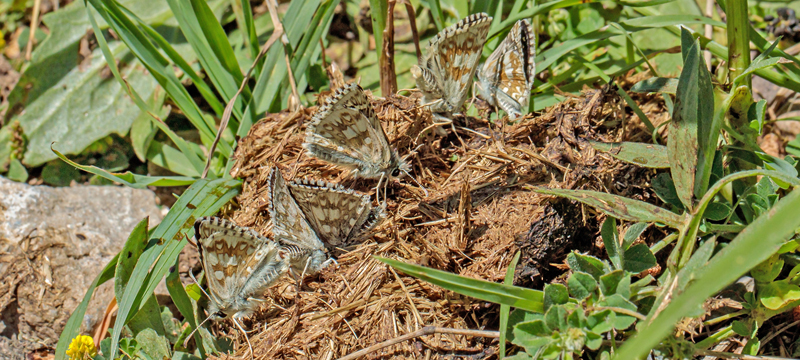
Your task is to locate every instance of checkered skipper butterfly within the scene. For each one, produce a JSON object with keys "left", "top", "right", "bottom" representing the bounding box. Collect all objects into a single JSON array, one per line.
[
  {"left": 476, "top": 19, "right": 536, "bottom": 119},
  {"left": 303, "top": 83, "right": 410, "bottom": 182},
  {"left": 411, "top": 13, "right": 492, "bottom": 115},
  {"left": 191, "top": 216, "right": 288, "bottom": 356},
  {"left": 288, "top": 178, "right": 385, "bottom": 251}
]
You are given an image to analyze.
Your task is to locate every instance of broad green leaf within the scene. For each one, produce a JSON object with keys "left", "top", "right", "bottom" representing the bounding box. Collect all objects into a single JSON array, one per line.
[
  {"left": 615, "top": 188, "right": 800, "bottom": 360},
  {"left": 544, "top": 305, "right": 570, "bottom": 332},
  {"left": 115, "top": 218, "right": 150, "bottom": 302},
  {"left": 136, "top": 328, "right": 171, "bottom": 359},
  {"left": 630, "top": 77, "right": 678, "bottom": 94},
  {"left": 602, "top": 218, "right": 622, "bottom": 270},
  {"left": 507, "top": 310, "right": 543, "bottom": 344},
  {"left": 587, "top": 309, "right": 615, "bottom": 334},
  {"left": 599, "top": 270, "right": 625, "bottom": 297},
  {"left": 622, "top": 223, "right": 648, "bottom": 250},
  {"left": 41, "top": 160, "right": 81, "bottom": 186},
  {"left": 758, "top": 280, "right": 800, "bottom": 311},
  {"left": 597, "top": 294, "right": 637, "bottom": 329},
  {"left": 12, "top": 44, "right": 157, "bottom": 166},
  {"left": 500, "top": 252, "right": 521, "bottom": 360},
  {"left": 6, "top": 159, "right": 28, "bottom": 183},
  {"left": 378, "top": 257, "right": 544, "bottom": 312},
  {"left": 127, "top": 296, "right": 167, "bottom": 337},
  {"left": 567, "top": 252, "right": 607, "bottom": 280},
  {"left": 512, "top": 320, "right": 552, "bottom": 349},
  {"left": 651, "top": 173, "right": 684, "bottom": 210},
  {"left": 622, "top": 244, "right": 657, "bottom": 273},
  {"left": 751, "top": 254, "right": 784, "bottom": 283},
  {"left": 676, "top": 237, "right": 716, "bottom": 291},
  {"left": 703, "top": 202, "right": 732, "bottom": 221},
  {"left": 533, "top": 187, "right": 685, "bottom": 228},
  {"left": 567, "top": 272, "right": 597, "bottom": 300},
  {"left": 543, "top": 284, "right": 569, "bottom": 312},
  {"left": 589, "top": 141, "right": 669, "bottom": 169}
]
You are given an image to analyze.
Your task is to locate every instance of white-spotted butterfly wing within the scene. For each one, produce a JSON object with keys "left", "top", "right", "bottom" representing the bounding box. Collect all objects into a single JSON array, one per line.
[
  {"left": 194, "top": 216, "right": 287, "bottom": 319},
  {"left": 303, "top": 83, "right": 407, "bottom": 180},
  {"left": 288, "top": 179, "right": 386, "bottom": 250},
  {"left": 267, "top": 167, "right": 329, "bottom": 275},
  {"left": 413, "top": 13, "right": 492, "bottom": 114},
  {"left": 477, "top": 19, "right": 536, "bottom": 118}
]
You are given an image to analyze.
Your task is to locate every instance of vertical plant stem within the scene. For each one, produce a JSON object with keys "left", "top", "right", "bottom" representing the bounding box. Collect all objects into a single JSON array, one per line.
[
  {"left": 380, "top": 0, "right": 398, "bottom": 95},
  {"left": 369, "top": 0, "right": 388, "bottom": 63},
  {"left": 725, "top": 0, "right": 751, "bottom": 88},
  {"left": 25, "top": 0, "right": 42, "bottom": 60}
]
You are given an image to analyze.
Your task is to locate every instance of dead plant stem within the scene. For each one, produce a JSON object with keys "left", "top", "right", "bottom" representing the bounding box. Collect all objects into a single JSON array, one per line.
[{"left": 336, "top": 326, "right": 499, "bottom": 360}]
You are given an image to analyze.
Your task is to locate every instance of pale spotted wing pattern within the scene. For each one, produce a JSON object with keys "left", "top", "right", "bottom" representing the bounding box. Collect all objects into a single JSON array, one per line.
[
  {"left": 267, "top": 167, "right": 328, "bottom": 275},
  {"left": 289, "top": 178, "right": 386, "bottom": 250},
  {"left": 303, "top": 83, "right": 408, "bottom": 180},
  {"left": 194, "top": 216, "right": 287, "bottom": 319},
  {"left": 477, "top": 19, "right": 536, "bottom": 118},
  {"left": 412, "top": 13, "right": 492, "bottom": 114}
]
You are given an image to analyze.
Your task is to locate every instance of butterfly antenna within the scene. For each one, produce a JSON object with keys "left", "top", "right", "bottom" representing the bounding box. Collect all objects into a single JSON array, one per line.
[
  {"left": 182, "top": 312, "right": 214, "bottom": 348},
  {"left": 232, "top": 315, "right": 255, "bottom": 360},
  {"left": 188, "top": 270, "right": 213, "bottom": 301},
  {"left": 403, "top": 169, "right": 429, "bottom": 197}
]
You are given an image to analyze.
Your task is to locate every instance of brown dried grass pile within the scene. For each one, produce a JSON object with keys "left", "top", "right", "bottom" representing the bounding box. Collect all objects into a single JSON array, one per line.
[{"left": 211, "top": 81, "right": 669, "bottom": 359}]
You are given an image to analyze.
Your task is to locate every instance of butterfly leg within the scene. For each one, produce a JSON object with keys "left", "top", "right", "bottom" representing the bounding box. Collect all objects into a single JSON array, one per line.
[{"left": 231, "top": 314, "right": 254, "bottom": 360}]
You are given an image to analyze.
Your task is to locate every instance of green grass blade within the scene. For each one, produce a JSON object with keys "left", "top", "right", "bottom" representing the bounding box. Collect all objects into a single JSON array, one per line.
[
  {"left": 499, "top": 252, "right": 521, "bottom": 359},
  {"left": 378, "top": 257, "right": 544, "bottom": 312},
  {"left": 369, "top": 0, "right": 388, "bottom": 62},
  {"left": 531, "top": 187, "right": 685, "bottom": 228},
  {"left": 589, "top": 141, "right": 670, "bottom": 168},
  {"left": 166, "top": 257, "right": 206, "bottom": 357},
  {"left": 53, "top": 144, "right": 196, "bottom": 187},
  {"left": 86, "top": 0, "right": 222, "bottom": 170},
  {"left": 54, "top": 253, "right": 119, "bottom": 360},
  {"left": 106, "top": 178, "right": 240, "bottom": 359},
  {"left": 119, "top": 6, "right": 225, "bottom": 117},
  {"left": 614, "top": 187, "right": 800, "bottom": 359}
]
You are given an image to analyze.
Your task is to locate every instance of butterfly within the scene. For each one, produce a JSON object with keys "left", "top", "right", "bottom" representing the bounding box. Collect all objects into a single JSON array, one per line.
[
  {"left": 304, "top": 83, "right": 410, "bottom": 183},
  {"left": 476, "top": 19, "right": 536, "bottom": 119},
  {"left": 411, "top": 13, "right": 492, "bottom": 115},
  {"left": 288, "top": 178, "right": 385, "bottom": 251},
  {"left": 267, "top": 167, "right": 331, "bottom": 278},
  {"left": 191, "top": 216, "right": 289, "bottom": 356}
]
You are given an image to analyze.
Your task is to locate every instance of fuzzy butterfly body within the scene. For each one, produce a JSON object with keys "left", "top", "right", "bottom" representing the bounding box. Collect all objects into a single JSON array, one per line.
[
  {"left": 288, "top": 178, "right": 385, "bottom": 250},
  {"left": 412, "top": 13, "right": 492, "bottom": 114},
  {"left": 303, "top": 83, "right": 409, "bottom": 180},
  {"left": 193, "top": 216, "right": 287, "bottom": 320},
  {"left": 476, "top": 19, "right": 536, "bottom": 118}
]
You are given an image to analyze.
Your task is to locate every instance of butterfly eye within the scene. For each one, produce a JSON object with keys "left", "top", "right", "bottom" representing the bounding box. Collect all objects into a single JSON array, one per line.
[{"left": 391, "top": 169, "right": 401, "bottom": 177}]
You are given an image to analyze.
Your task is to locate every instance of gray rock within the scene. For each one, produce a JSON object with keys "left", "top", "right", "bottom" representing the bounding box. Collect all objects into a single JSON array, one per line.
[{"left": 0, "top": 176, "right": 163, "bottom": 355}]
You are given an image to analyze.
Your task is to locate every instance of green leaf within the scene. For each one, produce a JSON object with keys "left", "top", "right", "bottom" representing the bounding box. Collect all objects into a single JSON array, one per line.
[
  {"left": 532, "top": 187, "right": 685, "bottom": 228},
  {"left": 589, "top": 141, "right": 670, "bottom": 169},
  {"left": 748, "top": 100, "right": 767, "bottom": 135},
  {"left": 136, "top": 328, "right": 172, "bottom": 359},
  {"left": 614, "top": 188, "right": 800, "bottom": 360},
  {"left": 166, "top": 257, "right": 207, "bottom": 356},
  {"left": 5, "top": 159, "right": 28, "bottom": 183},
  {"left": 52, "top": 145, "right": 196, "bottom": 188},
  {"left": 543, "top": 284, "right": 570, "bottom": 312},
  {"left": 586, "top": 309, "right": 615, "bottom": 334},
  {"left": 602, "top": 217, "right": 622, "bottom": 270},
  {"left": 622, "top": 223, "right": 648, "bottom": 250},
  {"left": 758, "top": 280, "right": 800, "bottom": 311},
  {"left": 500, "top": 252, "right": 521, "bottom": 360},
  {"left": 630, "top": 77, "right": 678, "bottom": 94},
  {"left": 597, "top": 294, "right": 637, "bottom": 329},
  {"left": 378, "top": 257, "right": 544, "bottom": 312},
  {"left": 732, "top": 319, "right": 756, "bottom": 338},
  {"left": 12, "top": 43, "right": 157, "bottom": 166},
  {"left": 567, "top": 272, "right": 597, "bottom": 300},
  {"left": 41, "top": 160, "right": 81, "bottom": 186},
  {"left": 676, "top": 237, "right": 716, "bottom": 291},
  {"left": 115, "top": 218, "right": 150, "bottom": 302},
  {"left": 652, "top": 173, "right": 685, "bottom": 210},
  {"left": 703, "top": 202, "right": 732, "bottom": 221},
  {"left": 599, "top": 270, "right": 625, "bottom": 297},
  {"left": 622, "top": 244, "right": 656, "bottom": 273},
  {"left": 512, "top": 320, "right": 553, "bottom": 350},
  {"left": 130, "top": 89, "right": 168, "bottom": 162},
  {"left": 507, "top": 310, "right": 543, "bottom": 344},
  {"left": 544, "top": 305, "right": 570, "bottom": 332},
  {"left": 751, "top": 254, "right": 784, "bottom": 283},
  {"left": 567, "top": 252, "right": 607, "bottom": 280},
  {"left": 669, "top": 30, "right": 710, "bottom": 210}
]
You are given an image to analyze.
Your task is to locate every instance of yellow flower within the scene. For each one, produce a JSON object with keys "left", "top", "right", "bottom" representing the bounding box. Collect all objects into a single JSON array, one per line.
[{"left": 66, "top": 335, "right": 97, "bottom": 360}]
